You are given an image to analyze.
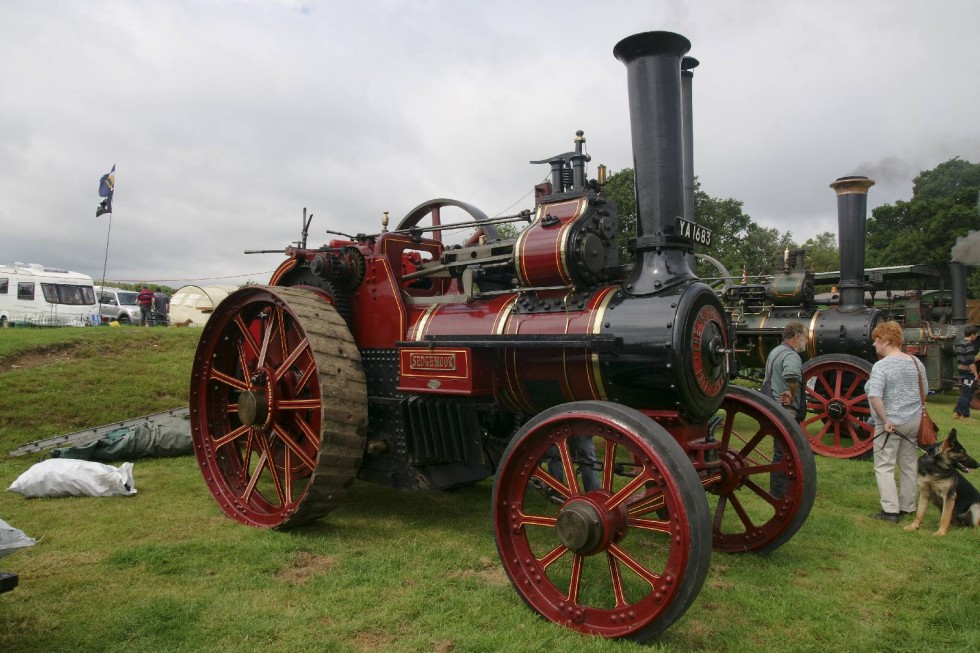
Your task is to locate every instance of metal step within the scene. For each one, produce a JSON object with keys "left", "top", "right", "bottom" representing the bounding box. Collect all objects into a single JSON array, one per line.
[{"left": 9, "top": 407, "right": 190, "bottom": 457}]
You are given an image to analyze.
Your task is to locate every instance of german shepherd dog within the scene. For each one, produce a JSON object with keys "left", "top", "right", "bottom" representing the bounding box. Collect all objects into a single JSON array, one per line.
[{"left": 904, "top": 429, "right": 980, "bottom": 536}]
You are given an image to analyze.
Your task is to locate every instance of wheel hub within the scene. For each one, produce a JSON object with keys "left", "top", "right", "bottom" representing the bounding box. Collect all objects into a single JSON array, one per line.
[
  {"left": 238, "top": 390, "right": 269, "bottom": 427},
  {"left": 555, "top": 497, "right": 625, "bottom": 556},
  {"left": 827, "top": 400, "right": 847, "bottom": 421},
  {"left": 712, "top": 449, "right": 745, "bottom": 494}
]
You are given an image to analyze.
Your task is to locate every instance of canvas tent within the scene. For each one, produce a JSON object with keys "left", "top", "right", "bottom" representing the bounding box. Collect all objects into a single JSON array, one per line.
[{"left": 169, "top": 285, "right": 237, "bottom": 326}]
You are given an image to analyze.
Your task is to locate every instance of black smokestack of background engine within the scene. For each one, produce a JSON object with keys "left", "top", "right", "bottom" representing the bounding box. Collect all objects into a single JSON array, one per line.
[
  {"left": 615, "top": 31, "right": 696, "bottom": 295},
  {"left": 830, "top": 176, "right": 875, "bottom": 311},
  {"left": 950, "top": 261, "right": 968, "bottom": 325}
]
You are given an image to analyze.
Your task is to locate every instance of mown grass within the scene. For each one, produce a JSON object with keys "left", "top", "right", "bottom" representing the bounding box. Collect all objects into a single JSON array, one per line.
[{"left": 1, "top": 327, "right": 978, "bottom": 653}]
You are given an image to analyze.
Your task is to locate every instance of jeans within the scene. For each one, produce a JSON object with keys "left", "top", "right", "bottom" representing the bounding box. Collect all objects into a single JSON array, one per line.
[
  {"left": 954, "top": 377, "right": 977, "bottom": 417},
  {"left": 544, "top": 436, "right": 600, "bottom": 493},
  {"left": 140, "top": 306, "right": 153, "bottom": 326}
]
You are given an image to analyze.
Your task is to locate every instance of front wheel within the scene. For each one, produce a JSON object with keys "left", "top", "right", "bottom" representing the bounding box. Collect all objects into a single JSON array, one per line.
[
  {"left": 492, "top": 401, "right": 711, "bottom": 641},
  {"left": 706, "top": 386, "right": 816, "bottom": 553}
]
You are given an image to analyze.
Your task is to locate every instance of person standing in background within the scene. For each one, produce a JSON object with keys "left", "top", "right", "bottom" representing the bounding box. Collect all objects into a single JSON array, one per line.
[
  {"left": 866, "top": 321, "right": 926, "bottom": 523},
  {"left": 763, "top": 321, "right": 808, "bottom": 498},
  {"left": 952, "top": 325, "right": 979, "bottom": 421},
  {"left": 137, "top": 285, "right": 154, "bottom": 327}
]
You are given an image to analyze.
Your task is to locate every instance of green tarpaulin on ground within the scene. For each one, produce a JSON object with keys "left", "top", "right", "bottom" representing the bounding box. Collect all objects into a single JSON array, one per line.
[{"left": 51, "top": 414, "right": 192, "bottom": 461}]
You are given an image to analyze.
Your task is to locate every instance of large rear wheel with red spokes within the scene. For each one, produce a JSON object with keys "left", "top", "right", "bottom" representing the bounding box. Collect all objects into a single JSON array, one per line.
[
  {"left": 707, "top": 386, "right": 816, "bottom": 553},
  {"left": 189, "top": 286, "right": 368, "bottom": 528},
  {"left": 492, "top": 401, "right": 711, "bottom": 641},
  {"left": 802, "top": 354, "right": 874, "bottom": 458}
]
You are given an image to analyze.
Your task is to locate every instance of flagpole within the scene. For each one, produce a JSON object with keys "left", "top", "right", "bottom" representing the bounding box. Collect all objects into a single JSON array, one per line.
[{"left": 99, "top": 211, "right": 113, "bottom": 296}]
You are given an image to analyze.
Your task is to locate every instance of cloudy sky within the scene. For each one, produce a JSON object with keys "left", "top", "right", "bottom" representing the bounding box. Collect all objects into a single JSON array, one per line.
[{"left": 2, "top": 0, "right": 979, "bottom": 288}]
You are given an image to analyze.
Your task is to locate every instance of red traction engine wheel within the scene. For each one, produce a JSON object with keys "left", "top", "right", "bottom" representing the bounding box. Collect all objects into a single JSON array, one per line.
[
  {"left": 801, "top": 354, "right": 874, "bottom": 459},
  {"left": 708, "top": 387, "right": 817, "bottom": 553},
  {"left": 492, "top": 401, "right": 711, "bottom": 641},
  {"left": 189, "top": 286, "right": 368, "bottom": 528}
]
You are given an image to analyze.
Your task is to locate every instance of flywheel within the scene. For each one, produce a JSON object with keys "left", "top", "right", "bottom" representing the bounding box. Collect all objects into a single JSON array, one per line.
[{"left": 189, "top": 285, "right": 368, "bottom": 528}]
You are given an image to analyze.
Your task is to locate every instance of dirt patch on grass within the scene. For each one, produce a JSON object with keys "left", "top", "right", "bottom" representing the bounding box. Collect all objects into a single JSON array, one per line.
[
  {"left": 349, "top": 630, "right": 398, "bottom": 652},
  {"left": 0, "top": 342, "right": 84, "bottom": 373},
  {"left": 276, "top": 551, "right": 337, "bottom": 585},
  {"left": 447, "top": 556, "right": 510, "bottom": 587}
]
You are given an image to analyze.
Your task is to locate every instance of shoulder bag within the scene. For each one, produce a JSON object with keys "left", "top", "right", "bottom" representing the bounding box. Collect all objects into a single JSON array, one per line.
[{"left": 911, "top": 356, "right": 938, "bottom": 447}]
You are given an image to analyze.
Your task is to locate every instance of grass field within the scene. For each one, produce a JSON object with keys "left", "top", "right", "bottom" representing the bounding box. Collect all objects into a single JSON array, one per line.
[{"left": 0, "top": 327, "right": 978, "bottom": 653}]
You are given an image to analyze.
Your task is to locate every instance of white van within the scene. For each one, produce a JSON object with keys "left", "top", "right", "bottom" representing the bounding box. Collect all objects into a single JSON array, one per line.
[{"left": 0, "top": 263, "right": 99, "bottom": 327}]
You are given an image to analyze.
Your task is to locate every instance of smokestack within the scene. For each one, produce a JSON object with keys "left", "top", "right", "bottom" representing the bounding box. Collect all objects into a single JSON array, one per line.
[
  {"left": 681, "top": 56, "right": 699, "bottom": 271},
  {"left": 681, "top": 56, "right": 699, "bottom": 224},
  {"left": 950, "top": 261, "right": 968, "bottom": 325},
  {"left": 615, "top": 31, "right": 695, "bottom": 295},
  {"left": 830, "top": 176, "right": 875, "bottom": 311}
]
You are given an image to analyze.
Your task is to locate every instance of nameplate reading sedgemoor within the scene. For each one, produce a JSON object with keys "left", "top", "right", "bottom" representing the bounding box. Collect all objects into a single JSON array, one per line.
[{"left": 409, "top": 353, "right": 458, "bottom": 372}]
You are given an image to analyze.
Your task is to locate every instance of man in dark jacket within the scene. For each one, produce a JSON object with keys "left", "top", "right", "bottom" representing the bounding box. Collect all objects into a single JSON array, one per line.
[
  {"left": 137, "top": 285, "right": 155, "bottom": 327},
  {"left": 953, "top": 325, "right": 979, "bottom": 421}
]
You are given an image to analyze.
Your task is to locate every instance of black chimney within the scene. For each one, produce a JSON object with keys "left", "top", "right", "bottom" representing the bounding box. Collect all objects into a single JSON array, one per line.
[
  {"left": 950, "top": 261, "right": 968, "bottom": 325},
  {"left": 615, "top": 31, "right": 695, "bottom": 295},
  {"left": 681, "top": 56, "right": 699, "bottom": 225},
  {"left": 830, "top": 176, "right": 875, "bottom": 311}
]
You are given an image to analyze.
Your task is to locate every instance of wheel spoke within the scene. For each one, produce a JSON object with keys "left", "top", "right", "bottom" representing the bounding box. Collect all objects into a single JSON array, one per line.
[
  {"left": 538, "top": 544, "right": 569, "bottom": 570},
  {"left": 606, "top": 553, "right": 629, "bottom": 609},
  {"left": 256, "top": 309, "right": 276, "bottom": 369},
  {"left": 530, "top": 468, "right": 569, "bottom": 499},
  {"left": 515, "top": 508, "right": 558, "bottom": 529},
  {"left": 212, "top": 424, "right": 251, "bottom": 450},
  {"left": 601, "top": 440, "right": 618, "bottom": 491},
  {"left": 278, "top": 398, "right": 321, "bottom": 411},
  {"left": 608, "top": 542, "right": 660, "bottom": 588},
  {"left": 236, "top": 341, "right": 252, "bottom": 382},
  {"left": 605, "top": 470, "right": 655, "bottom": 511},
  {"left": 567, "top": 554, "right": 584, "bottom": 604},
  {"left": 626, "top": 491, "right": 666, "bottom": 518},
  {"left": 272, "top": 424, "right": 317, "bottom": 472},
  {"left": 255, "top": 434, "right": 286, "bottom": 506},
  {"left": 210, "top": 367, "right": 249, "bottom": 392},
  {"left": 274, "top": 306, "right": 289, "bottom": 363},
  {"left": 232, "top": 315, "right": 262, "bottom": 360},
  {"left": 242, "top": 449, "right": 269, "bottom": 502},
  {"left": 629, "top": 517, "right": 672, "bottom": 534},
  {"left": 723, "top": 492, "right": 755, "bottom": 531},
  {"left": 274, "top": 337, "right": 311, "bottom": 382},
  {"left": 556, "top": 438, "right": 580, "bottom": 495}
]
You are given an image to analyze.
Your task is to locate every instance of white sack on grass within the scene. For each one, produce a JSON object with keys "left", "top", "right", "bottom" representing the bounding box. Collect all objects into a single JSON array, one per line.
[
  {"left": 0, "top": 517, "right": 36, "bottom": 559},
  {"left": 7, "top": 459, "right": 136, "bottom": 498}
]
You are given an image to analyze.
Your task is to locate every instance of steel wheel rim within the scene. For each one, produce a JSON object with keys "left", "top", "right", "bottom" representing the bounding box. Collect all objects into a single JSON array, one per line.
[
  {"left": 708, "top": 387, "right": 815, "bottom": 553},
  {"left": 190, "top": 286, "right": 365, "bottom": 528},
  {"left": 803, "top": 358, "right": 874, "bottom": 458},
  {"left": 493, "top": 404, "right": 709, "bottom": 640}
]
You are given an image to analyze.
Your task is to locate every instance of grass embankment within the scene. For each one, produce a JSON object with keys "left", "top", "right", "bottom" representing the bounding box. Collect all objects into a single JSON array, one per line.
[{"left": 0, "top": 328, "right": 978, "bottom": 653}]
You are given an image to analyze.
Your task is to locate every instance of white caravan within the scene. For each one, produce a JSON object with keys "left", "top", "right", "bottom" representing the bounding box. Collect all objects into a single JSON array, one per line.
[{"left": 0, "top": 263, "right": 99, "bottom": 327}]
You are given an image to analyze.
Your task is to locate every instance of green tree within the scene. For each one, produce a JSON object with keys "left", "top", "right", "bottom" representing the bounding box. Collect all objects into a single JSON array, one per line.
[
  {"left": 800, "top": 231, "right": 840, "bottom": 273},
  {"left": 866, "top": 158, "right": 980, "bottom": 295}
]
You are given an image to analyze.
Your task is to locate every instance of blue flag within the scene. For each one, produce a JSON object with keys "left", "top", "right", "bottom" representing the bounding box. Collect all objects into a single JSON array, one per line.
[{"left": 96, "top": 164, "right": 115, "bottom": 217}]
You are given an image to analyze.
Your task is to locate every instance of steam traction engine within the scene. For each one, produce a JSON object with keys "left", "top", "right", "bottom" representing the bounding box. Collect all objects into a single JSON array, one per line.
[
  {"left": 189, "top": 31, "right": 816, "bottom": 641},
  {"left": 720, "top": 183, "right": 969, "bottom": 460}
]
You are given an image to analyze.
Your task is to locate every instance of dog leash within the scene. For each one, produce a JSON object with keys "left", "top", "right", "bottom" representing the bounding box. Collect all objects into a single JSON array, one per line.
[{"left": 872, "top": 428, "right": 932, "bottom": 455}]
